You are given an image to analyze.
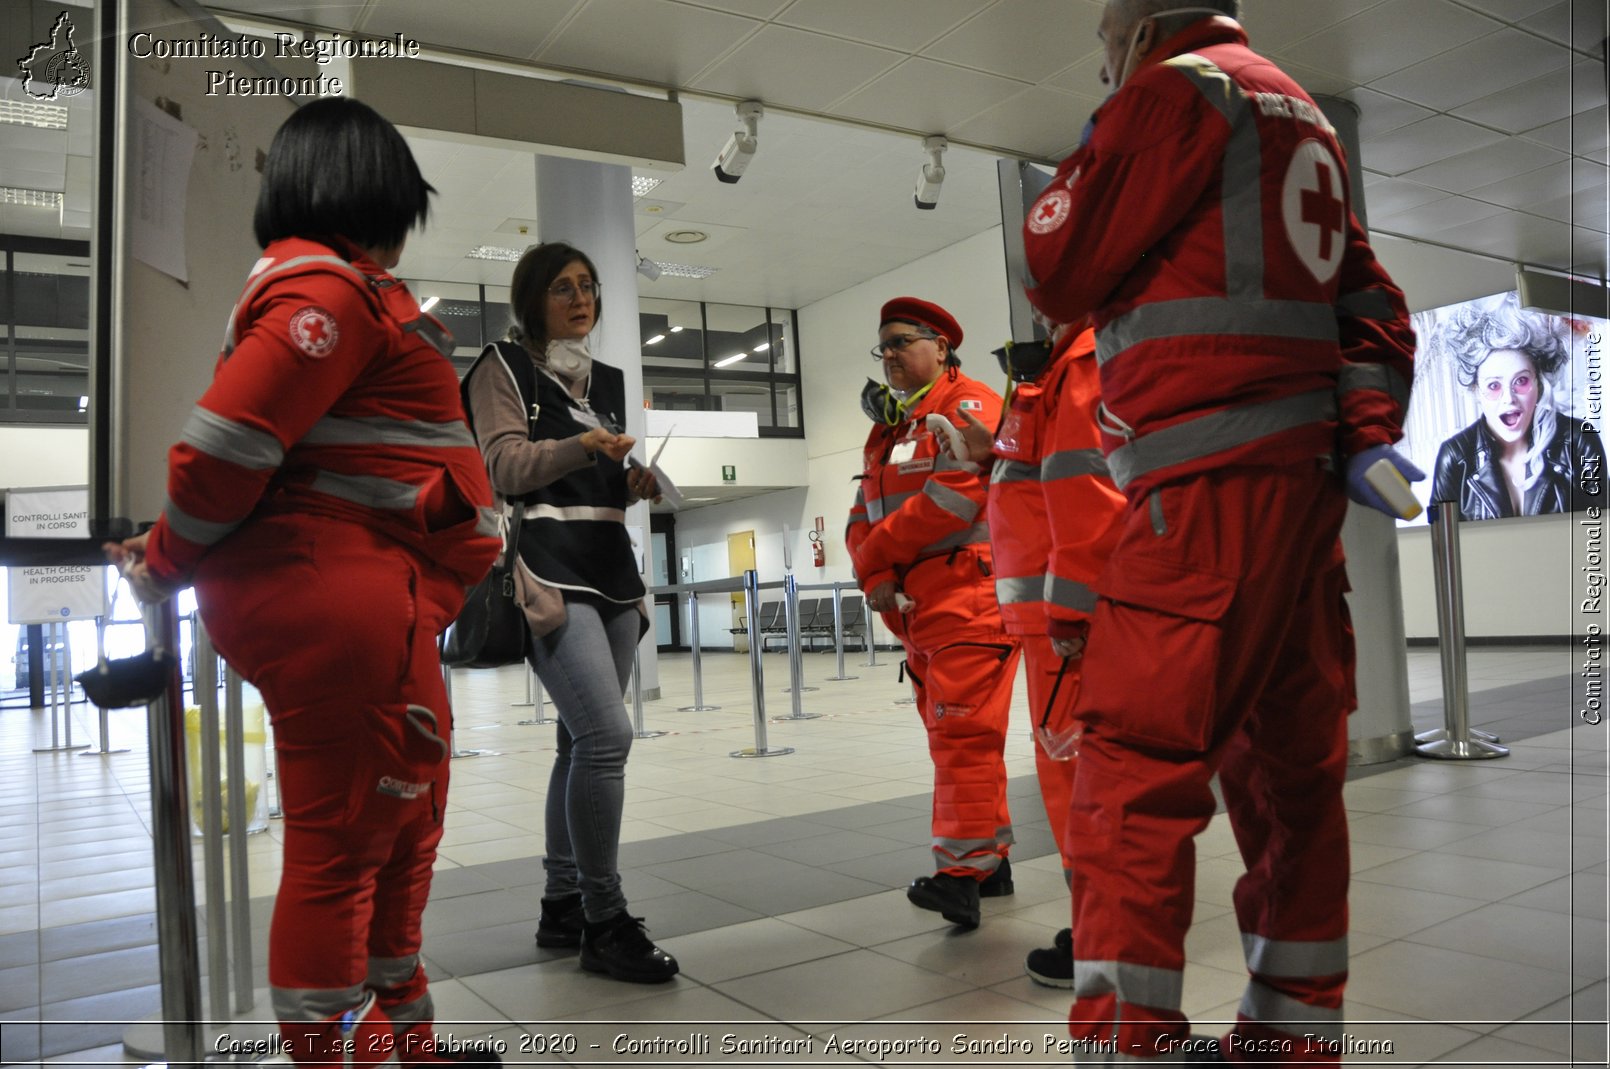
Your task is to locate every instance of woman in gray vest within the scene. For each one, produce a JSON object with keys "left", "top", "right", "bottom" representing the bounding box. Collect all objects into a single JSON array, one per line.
[{"left": 463, "top": 242, "right": 675, "bottom": 983}]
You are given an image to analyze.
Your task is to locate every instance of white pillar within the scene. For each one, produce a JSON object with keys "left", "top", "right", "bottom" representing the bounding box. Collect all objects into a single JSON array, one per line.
[
  {"left": 1317, "top": 95, "right": 1415, "bottom": 764},
  {"left": 536, "top": 156, "right": 660, "bottom": 698}
]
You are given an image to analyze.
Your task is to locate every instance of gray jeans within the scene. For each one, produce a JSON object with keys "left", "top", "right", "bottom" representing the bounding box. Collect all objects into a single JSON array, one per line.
[{"left": 529, "top": 594, "right": 638, "bottom": 922}]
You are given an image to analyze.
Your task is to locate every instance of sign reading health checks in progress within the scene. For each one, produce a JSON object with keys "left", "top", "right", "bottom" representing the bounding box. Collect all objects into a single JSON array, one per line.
[{"left": 6, "top": 486, "right": 106, "bottom": 624}]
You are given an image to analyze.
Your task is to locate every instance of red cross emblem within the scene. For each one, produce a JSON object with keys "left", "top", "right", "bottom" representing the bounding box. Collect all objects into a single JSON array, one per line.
[
  {"left": 1281, "top": 140, "right": 1346, "bottom": 284},
  {"left": 1300, "top": 160, "right": 1345, "bottom": 261},
  {"left": 289, "top": 306, "right": 339, "bottom": 358},
  {"left": 1028, "top": 188, "right": 1072, "bottom": 235}
]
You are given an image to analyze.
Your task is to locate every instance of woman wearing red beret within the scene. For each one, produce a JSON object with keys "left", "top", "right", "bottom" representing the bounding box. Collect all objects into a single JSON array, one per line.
[{"left": 845, "top": 297, "right": 1022, "bottom": 929}]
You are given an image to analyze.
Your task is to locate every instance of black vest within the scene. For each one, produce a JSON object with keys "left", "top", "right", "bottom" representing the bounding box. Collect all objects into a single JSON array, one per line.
[{"left": 464, "top": 341, "right": 644, "bottom": 603}]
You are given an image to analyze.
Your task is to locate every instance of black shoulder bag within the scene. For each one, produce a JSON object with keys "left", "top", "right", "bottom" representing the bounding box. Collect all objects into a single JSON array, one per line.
[{"left": 441, "top": 343, "right": 537, "bottom": 669}]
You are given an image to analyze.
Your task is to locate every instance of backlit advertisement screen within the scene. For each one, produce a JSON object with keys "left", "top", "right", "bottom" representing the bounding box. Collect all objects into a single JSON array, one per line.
[{"left": 1397, "top": 290, "right": 1606, "bottom": 526}]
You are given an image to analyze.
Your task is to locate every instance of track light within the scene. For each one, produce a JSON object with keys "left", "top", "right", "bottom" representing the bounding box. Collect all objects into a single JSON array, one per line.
[
  {"left": 713, "top": 100, "right": 763, "bottom": 184},
  {"left": 913, "top": 135, "right": 948, "bottom": 210},
  {"left": 636, "top": 254, "right": 662, "bottom": 282}
]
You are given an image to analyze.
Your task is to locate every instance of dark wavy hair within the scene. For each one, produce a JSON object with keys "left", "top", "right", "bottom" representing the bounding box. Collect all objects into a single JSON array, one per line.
[
  {"left": 253, "top": 97, "right": 433, "bottom": 251},
  {"left": 507, "top": 242, "right": 602, "bottom": 349}
]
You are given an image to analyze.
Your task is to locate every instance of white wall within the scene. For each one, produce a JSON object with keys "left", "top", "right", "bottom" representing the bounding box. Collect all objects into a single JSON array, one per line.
[{"left": 0, "top": 427, "right": 89, "bottom": 496}]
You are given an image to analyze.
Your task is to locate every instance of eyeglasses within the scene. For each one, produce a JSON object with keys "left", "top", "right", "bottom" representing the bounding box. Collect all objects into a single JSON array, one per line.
[
  {"left": 870, "top": 333, "right": 934, "bottom": 359},
  {"left": 548, "top": 279, "right": 600, "bottom": 303}
]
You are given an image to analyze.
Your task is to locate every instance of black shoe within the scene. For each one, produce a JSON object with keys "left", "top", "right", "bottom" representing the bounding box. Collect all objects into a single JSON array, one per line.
[
  {"left": 580, "top": 913, "right": 679, "bottom": 983},
  {"left": 979, "top": 856, "right": 1014, "bottom": 898},
  {"left": 535, "top": 893, "right": 584, "bottom": 948},
  {"left": 1025, "top": 926, "right": 1073, "bottom": 988},
  {"left": 906, "top": 873, "right": 982, "bottom": 928}
]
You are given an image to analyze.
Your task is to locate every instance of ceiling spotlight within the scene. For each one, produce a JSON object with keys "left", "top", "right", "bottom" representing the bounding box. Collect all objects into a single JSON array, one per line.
[
  {"left": 631, "top": 175, "right": 662, "bottom": 197},
  {"left": 636, "top": 254, "right": 662, "bottom": 282},
  {"left": 713, "top": 100, "right": 763, "bottom": 184},
  {"left": 914, "top": 135, "right": 948, "bottom": 211}
]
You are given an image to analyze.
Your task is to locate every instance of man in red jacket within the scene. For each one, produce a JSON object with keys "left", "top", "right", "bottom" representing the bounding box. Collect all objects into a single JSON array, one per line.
[
  {"left": 1021, "top": 1, "right": 1419, "bottom": 1061},
  {"left": 846, "top": 297, "right": 1022, "bottom": 930}
]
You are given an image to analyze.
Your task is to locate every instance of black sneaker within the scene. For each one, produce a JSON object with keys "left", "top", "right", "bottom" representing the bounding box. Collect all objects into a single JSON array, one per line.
[
  {"left": 1025, "top": 926, "right": 1073, "bottom": 988},
  {"left": 535, "top": 893, "right": 584, "bottom": 949},
  {"left": 580, "top": 913, "right": 679, "bottom": 983},
  {"left": 906, "top": 873, "right": 982, "bottom": 927},
  {"left": 979, "top": 856, "right": 1014, "bottom": 898}
]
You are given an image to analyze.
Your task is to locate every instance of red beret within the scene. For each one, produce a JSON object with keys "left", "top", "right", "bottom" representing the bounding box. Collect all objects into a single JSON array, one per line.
[{"left": 880, "top": 297, "right": 962, "bottom": 351}]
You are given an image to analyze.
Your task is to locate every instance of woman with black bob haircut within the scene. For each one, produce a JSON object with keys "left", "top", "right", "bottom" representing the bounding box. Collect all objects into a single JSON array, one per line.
[
  {"left": 461, "top": 240, "right": 677, "bottom": 983},
  {"left": 108, "top": 96, "right": 504, "bottom": 1067}
]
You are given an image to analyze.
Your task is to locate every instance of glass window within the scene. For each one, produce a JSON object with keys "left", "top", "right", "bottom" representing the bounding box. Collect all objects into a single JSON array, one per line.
[
  {"left": 766, "top": 309, "right": 796, "bottom": 374},
  {"left": 710, "top": 378, "right": 774, "bottom": 427},
  {"left": 774, "top": 382, "right": 801, "bottom": 431},
  {"left": 6, "top": 249, "right": 90, "bottom": 420},
  {"left": 403, "top": 278, "right": 483, "bottom": 359},
  {"left": 704, "top": 303, "right": 768, "bottom": 373},
  {"left": 644, "top": 372, "right": 708, "bottom": 412},
  {"left": 639, "top": 298, "right": 704, "bottom": 371}
]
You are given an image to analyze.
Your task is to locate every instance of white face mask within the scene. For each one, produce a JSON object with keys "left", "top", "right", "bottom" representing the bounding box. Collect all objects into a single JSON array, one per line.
[
  {"left": 544, "top": 337, "right": 593, "bottom": 378},
  {"left": 1113, "top": 6, "right": 1231, "bottom": 88}
]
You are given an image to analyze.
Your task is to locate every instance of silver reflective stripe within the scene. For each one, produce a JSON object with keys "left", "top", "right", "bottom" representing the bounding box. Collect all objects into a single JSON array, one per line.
[
  {"left": 992, "top": 458, "right": 1040, "bottom": 485},
  {"left": 475, "top": 506, "right": 501, "bottom": 539},
  {"left": 1241, "top": 933, "right": 1348, "bottom": 978},
  {"left": 933, "top": 452, "right": 982, "bottom": 474},
  {"left": 271, "top": 983, "right": 367, "bottom": 1022},
  {"left": 1338, "top": 361, "right": 1410, "bottom": 408},
  {"left": 382, "top": 992, "right": 433, "bottom": 1028},
  {"left": 403, "top": 315, "right": 454, "bottom": 356},
  {"left": 404, "top": 704, "right": 450, "bottom": 764},
  {"left": 302, "top": 415, "right": 477, "bottom": 450},
  {"left": 222, "top": 254, "right": 367, "bottom": 356},
  {"left": 1045, "top": 574, "right": 1097, "bottom": 614},
  {"left": 163, "top": 497, "right": 241, "bottom": 547},
  {"left": 996, "top": 573, "right": 1046, "bottom": 605},
  {"left": 1073, "top": 958, "right": 1185, "bottom": 1010},
  {"left": 366, "top": 954, "right": 419, "bottom": 991},
  {"left": 918, "top": 522, "right": 990, "bottom": 556},
  {"left": 1337, "top": 288, "right": 1396, "bottom": 321},
  {"left": 1165, "top": 53, "right": 1236, "bottom": 122},
  {"left": 924, "top": 481, "right": 980, "bottom": 523},
  {"left": 1041, "top": 448, "right": 1109, "bottom": 483},
  {"left": 1096, "top": 298, "right": 1340, "bottom": 366},
  {"left": 866, "top": 489, "right": 918, "bottom": 523},
  {"left": 310, "top": 471, "right": 421, "bottom": 511},
  {"left": 1239, "top": 979, "right": 1343, "bottom": 1040},
  {"left": 1221, "top": 92, "right": 1263, "bottom": 300},
  {"left": 181, "top": 406, "right": 284, "bottom": 470},
  {"left": 932, "top": 838, "right": 1004, "bottom": 871},
  {"left": 522, "top": 503, "right": 626, "bottom": 523},
  {"left": 1106, "top": 389, "right": 1338, "bottom": 490}
]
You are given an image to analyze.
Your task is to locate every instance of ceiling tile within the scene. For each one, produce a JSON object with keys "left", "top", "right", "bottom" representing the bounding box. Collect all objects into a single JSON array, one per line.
[
  {"left": 358, "top": 0, "right": 580, "bottom": 60},
  {"left": 210, "top": 0, "right": 363, "bottom": 30},
  {"left": 1519, "top": 0, "right": 1608, "bottom": 53},
  {"left": 947, "top": 86, "right": 1100, "bottom": 162},
  {"left": 1465, "top": 159, "right": 1581, "bottom": 209},
  {"left": 536, "top": 0, "right": 763, "bottom": 87},
  {"left": 1453, "top": 61, "right": 1604, "bottom": 133},
  {"left": 1371, "top": 192, "right": 1509, "bottom": 235},
  {"left": 1359, "top": 176, "right": 1449, "bottom": 220},
  {"left": 1368, "top": 29, "right": 1571, "bottom": 111},
  {"left": 689, "top": 24, "right": 904, "bottom": 112},
  {"left": 922, "top": 0, "right": 1104, "bottom": 85},
  {"left": 1041, "top": 48, "right": 1106, "bottom": 95},
  {"left": 1240, "top": 0, "right": 1389, "bottom": 50},
  {"left": 1344, "top": 88, "right": 1436, "bottom": 141},
  {"left": 675, "top": 0, "right": 792, "bottom": 16},
  {"left": 830, "top": 58, "right": 1030, "bottom": 136},
  {"left": 1522, "top": 105, "right": 1609, "bottom": 157},
  {"left": 1360, "top": 114, "right": 1508, "bottom": 176},
  {"left": 1431, "top": 210, "right": 1576, "bottom": 264},
  {"left": 1278, "top": 0, "right": 1500, "bottom": 84},
  {"left": 1450, "top": 0, "right": 1549, "bottom": 20},
  {"left": 774, "top": 0, "right": 985, "bottom": 53},
  {"left": 1400, "top": 139, "right": 1569, "bottom": 194}
]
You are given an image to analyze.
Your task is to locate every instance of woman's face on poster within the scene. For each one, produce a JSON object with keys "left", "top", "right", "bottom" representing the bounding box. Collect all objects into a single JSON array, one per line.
[{"left": 1475, "top": 348, "right": 1539, "bottom": 446}]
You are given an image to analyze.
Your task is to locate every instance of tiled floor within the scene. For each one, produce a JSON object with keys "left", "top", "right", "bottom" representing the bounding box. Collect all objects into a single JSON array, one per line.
[{"left": 0, "top": 643, "right": 1606, "bottom": 1067}]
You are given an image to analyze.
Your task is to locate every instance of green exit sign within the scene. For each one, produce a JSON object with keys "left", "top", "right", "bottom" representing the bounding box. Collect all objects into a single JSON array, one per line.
[{"left": 721, "top": 465, "right": 736, "bottom": 483}]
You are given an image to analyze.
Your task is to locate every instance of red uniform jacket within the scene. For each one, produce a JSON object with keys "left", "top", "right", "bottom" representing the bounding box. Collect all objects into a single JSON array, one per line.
[
  {"left": 846, "top": 369, "right": 1001, "bottom": 596},
  {"left": 987, "top": 329, "right": 1125, "bottom": 641},
  {"left": 145, "top": 237, "right": 500, "bottom": 588},
  {"left": 1021, "top": 16, "right": 1414, "bottom": 497}
]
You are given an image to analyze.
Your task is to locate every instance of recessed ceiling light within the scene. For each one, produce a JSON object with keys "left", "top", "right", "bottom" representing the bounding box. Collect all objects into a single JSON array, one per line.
[
  {"left": 664, "top": 230, "right": 708, "bottom": 244},
  {"left": 632, "top": 175, "right": 662, "bottom": 197},
  {"left": 419, "top": 295, "right": 440, "bottom": 313},
  {"left": 0, "top": 187, "right": 63, "bottom": 207},
  {"left": 642, "top": 204, "right": 664, "bottom": 214},
  {"left": 644, "top": 334, "right": 665, "bottom": 345},
  {"left": 0, "top": 99, "right": 68, "bottom": 130},
  {"left": 466, "top": 244, "right": 523, "bottom": 262},
  {"left": 669, "top": 326, "right": 684, "bottom": 333},
  {"left": 714, "top": 353, "right": 746, "bottom": 368},
  {"left": 752, "top": 342, "right": 770, "bottom": 352},
  {"left": 654, "top": 261, "right": 716, "bottom": 279}
]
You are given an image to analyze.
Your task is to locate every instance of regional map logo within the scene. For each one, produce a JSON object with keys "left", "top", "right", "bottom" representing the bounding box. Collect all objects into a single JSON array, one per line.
[{"left": 18, "top": 11, "right": 91, "bottom": 101}]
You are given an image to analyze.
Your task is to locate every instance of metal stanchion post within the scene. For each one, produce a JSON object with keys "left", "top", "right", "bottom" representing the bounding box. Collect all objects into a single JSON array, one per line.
[
  {"left": 35, "top": 623, "right": 88, "bottom": 754},
  {"left": 630, "top": 646, "right": 667, "bottom": 740},
  {"left": 511, "top": 664, "right": 536, "bottom": 708},
  {"left": 1417, "top": 503, "right": 1508, "bottom": 760},
  {"left": 732, "top": 570, "right": 792, "bottom": 758},
  {"left": 825, "top": 583, "right": 858, "bottom": 681},
  {"left": 193, "top": 617, "right": 231, "bottom": 1023},
  {"left": 444, "top": 663, "right": 488, "bottom": 759},
  {"left": 223, "top": 668, "right": 255, "bottom": 1013},
  {"left": 678, "top": 590, "right": 719, "bottom": 711},
  {"left": 142, "top": 599, "right": 204, "bottom": 1065},
  {"left": 82, "top": 602, "right": 129, "bottom": 756},
  {"left": 517, "top": 666, "right": 553, "bottom": 725},
  {"left": 861, "top": 605, "right": 880, "bottom": 667},
  {"left": 780, "top": 574, "right": 818, "bottom": 696}
]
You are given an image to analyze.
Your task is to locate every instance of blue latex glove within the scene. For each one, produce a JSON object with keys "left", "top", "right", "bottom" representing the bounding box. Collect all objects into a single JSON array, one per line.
[{"left": 1345, "top": 444, "right": 1426, "bottom": 518}]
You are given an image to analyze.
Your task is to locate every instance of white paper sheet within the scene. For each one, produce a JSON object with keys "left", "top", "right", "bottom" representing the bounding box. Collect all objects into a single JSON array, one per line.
[{"left": 131, "top": 98, "right": 197, "bottom": 282}]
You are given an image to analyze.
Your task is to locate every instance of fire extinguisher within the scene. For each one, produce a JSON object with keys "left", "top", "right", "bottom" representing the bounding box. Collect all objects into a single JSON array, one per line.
[{"left": 809, "top": 529, "right": 825, "bottom": 567}]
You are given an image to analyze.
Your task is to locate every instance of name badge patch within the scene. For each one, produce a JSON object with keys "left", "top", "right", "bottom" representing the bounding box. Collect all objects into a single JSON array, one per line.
[
  {"left": 898, "top": 458, "right": 935, "bottom": 476},
  {"left": 888, "top": 440, "right": 918, "bottom": 465}
]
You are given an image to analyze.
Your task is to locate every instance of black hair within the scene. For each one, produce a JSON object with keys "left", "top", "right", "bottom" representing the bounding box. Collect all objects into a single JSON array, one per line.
[
  {"left": 252, "top": 97, "right": 434, "bottom": 252},
  {"left": 507, "top": 242, "right": 603, "bottom": 349}
]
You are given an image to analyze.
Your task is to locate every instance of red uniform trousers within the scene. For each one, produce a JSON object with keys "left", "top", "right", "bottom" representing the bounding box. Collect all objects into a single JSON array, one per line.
[
  {"left": 1067, "top": 463, "right": 1354, "bottom": 1063},
  {"left": 1021, "top": 634, "right": 1079, "bottom": 878},
  {"left": 883, "top": 546, "right": 1022, "bottom": 878},
  {"left": 197, "top": 512, "right": 466, "bottom": 1066}
]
